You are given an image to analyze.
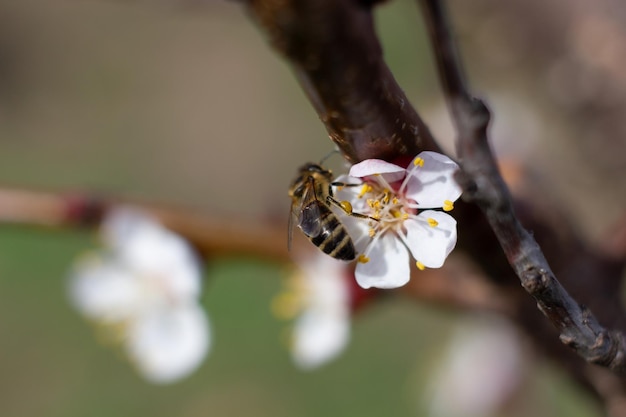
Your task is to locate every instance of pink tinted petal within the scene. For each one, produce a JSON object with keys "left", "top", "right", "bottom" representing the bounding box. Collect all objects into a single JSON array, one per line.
[
  {"left": 405, "top": 151, "right": 462, "bottom": 208},
  {"left": 404, "top": 211, "right": 457, "bottom": 268},
  {"left": 355, "top": 233, "right": 410, "bottom": 289},
  {"left": 349, "top": 159, "right": 406, "bottom": 183}
]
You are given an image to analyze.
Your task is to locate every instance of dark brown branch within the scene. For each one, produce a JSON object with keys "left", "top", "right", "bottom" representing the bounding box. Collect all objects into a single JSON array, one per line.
[
  {"left": 247, "top": 0, "right": 439, "bottom": 164},
  {"left": 419, "top": 0, "right": 626, "bottom": 375}
]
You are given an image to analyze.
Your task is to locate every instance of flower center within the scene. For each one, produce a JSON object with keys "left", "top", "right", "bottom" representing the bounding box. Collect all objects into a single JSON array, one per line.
[{"left": 358, "top": 180, "right": 413, "bottom": 237}]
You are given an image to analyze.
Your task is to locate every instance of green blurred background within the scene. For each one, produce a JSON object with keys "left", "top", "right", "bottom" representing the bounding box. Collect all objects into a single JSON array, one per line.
[{"left": 0, "top": 0, "right": 618, "bottom": 415}]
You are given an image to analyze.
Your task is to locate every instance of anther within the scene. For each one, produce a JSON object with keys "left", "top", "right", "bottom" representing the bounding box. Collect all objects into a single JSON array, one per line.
[
  {"left": 416, "top": 261, "right": 425, "bottom": 270},
  {"left": 414, "top": 157, "right": 425, "bottom": 167},
  {"left": 340, "top": 200, "right": 353, "bottom": 214},
  {"left": 358, "top": 254, "right": 370, "bottom": 264},
  {"left": 427, "top": 218, "right": 438, "bottom": 227},
  {"left": 443, "top": 200, "right": 454, "bottom": 212},
  {"left": 358, "top": 184, "right": 372, "bottom": 198}
]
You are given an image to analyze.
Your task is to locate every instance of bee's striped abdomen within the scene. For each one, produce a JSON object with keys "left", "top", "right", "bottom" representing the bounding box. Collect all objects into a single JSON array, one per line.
[{"left": 310, "top": 208, "right": 356, "bottom": 261}]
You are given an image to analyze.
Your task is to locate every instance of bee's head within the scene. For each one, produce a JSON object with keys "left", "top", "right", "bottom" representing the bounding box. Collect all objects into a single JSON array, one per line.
[{"left": 300, "top": 162, "right": 332, "bottom": 178}]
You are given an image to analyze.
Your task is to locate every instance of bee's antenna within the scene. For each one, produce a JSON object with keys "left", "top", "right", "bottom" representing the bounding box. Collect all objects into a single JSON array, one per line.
[{"left": 318, "top": 149, "right": 340, "bottom": 165}]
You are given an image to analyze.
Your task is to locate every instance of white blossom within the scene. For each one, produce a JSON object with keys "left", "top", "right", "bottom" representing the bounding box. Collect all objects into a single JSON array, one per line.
[
  {"left": 272, "top": 252, "right": 352, "bottom": 370},
  {"left": 335, "top": 151, "right": 462, "bottom": 289},
  {"left": 69, "top": 209, "right": 210, "bottom": 384}
]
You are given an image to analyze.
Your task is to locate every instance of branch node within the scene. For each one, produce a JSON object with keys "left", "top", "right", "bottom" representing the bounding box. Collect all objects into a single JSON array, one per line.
[{"left": 520, "top": 267, "right": 549, "bottom": 295}]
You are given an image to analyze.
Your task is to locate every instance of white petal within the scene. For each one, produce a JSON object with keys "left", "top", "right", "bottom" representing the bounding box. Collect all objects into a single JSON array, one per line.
[
  {"left": 404, "top": 211, "right": 457, "bottom": 268},
  {"left": 106, "top": 211, "right": 202, "bottom": 302},
  {"left": 291, "top": 309, "right": 350, "bottom": 370},
  {"left": 404, "top": 151, "right": 462, "bottom": 208},
  {"left": 355, "top": 233, "right": 410, "bottom": 289},
  {"left": 349, "top": 159, "right": 406, "bottom": 183},
  {"left": 126, "top": 303, "right": 210, "bottom": 384},
  {"left": 69, "top": 257, "right": 142, "bottom": 322}
]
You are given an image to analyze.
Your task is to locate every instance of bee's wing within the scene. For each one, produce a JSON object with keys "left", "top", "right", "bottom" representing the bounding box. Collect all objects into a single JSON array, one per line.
[
  {"left": 297, "top": 179, "right": 323, "bottom": 238},
  {"left": 298, "top": 201, "right": 323, "bottom": 238}
]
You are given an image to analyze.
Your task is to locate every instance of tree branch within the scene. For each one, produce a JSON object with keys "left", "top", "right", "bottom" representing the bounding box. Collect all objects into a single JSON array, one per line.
[
  {"left": 0, "top": 186, "right": 509, "bottom": 313},
  {"left": 247, "top": 0, "right": 439, "bottom": 164},
  {"left": 419, "top": 0, "right": 626, "bottom": 374}
]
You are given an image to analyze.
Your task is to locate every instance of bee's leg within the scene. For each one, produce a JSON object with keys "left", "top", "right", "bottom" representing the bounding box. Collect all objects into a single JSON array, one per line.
[
  {"left": 328, "top": 181, "right": 361, "bottom": 198},
  {"left": 326, "top": 196, "right": 378, "bottom": 221}
]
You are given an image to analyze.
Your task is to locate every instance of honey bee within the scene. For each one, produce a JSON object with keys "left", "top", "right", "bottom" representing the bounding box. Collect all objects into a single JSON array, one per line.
[{"left": 288, "top": 162, "right": 357, "bottom": 261}]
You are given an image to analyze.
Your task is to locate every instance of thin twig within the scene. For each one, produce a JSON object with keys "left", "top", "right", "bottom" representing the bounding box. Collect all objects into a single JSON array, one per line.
[
  {"left": 0, "top": 186, "right": 509, "bottom": 312},
  {"left": 419, "top": 0, "right": 626, "bottom": 374}
]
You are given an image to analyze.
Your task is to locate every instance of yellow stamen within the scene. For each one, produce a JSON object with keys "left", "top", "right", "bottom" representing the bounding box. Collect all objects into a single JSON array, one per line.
[
  {"left": 414, "top": 157, "right": 425, "bottom": 167},
  {"left": 416, "top": 261, "right": 425, "bottom": 270},
  {"left": 427, "top": 218, "right": 439, "bottom": 227},
  {"left": 368, "top": 228, "right": 376, "bottom": 237},
  {"left": 392, "top": 197, "right": 399, "bottom": 204},
  {"left": 382, "top": 189, "right": 390, "bottom": 204},
  {"left": 340, "top": 200, "right": 353, "bottom": 214},
  {"left": 358, "top": 184, "right": 372, "bottom": 198},
  {"left": 402, "top": 213, "right": 409, "bottom": 220},
  {"left": 358, "top": 254, "right": 370, "bottom": 264},
  {"left": 443, "top": 200, "right": 454, "bottom": 212}
]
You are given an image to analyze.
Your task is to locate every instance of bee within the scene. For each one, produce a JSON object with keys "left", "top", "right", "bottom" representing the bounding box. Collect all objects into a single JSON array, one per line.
[{"left": 288, "top": 162, "right": 358, "bottom": 261}]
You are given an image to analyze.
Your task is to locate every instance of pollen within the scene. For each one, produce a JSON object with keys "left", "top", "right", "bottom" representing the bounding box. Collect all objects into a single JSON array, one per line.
[
  {"left": 443, "top": 200, "right": 454, "bottom": 212},
  {"left": 368, "top": 228, "right": 376, "bottom": 237},
  {"left": 358, "top": 184, "right": 372, "bottom": 198},
  {"left": 427, "top": 218, "right": 439, "bottom": 227},
  {"left": 340, "top": 200, "right": 353, "bottom": 214},
  {"left": 358, "top": 254, "right": 370, "bottom": 264},
  {"left": 414, "top": 157, "right": 425, "bottom": 167},
  {"left": 416, "top": 261, "right": 425, "bottom": 270}
]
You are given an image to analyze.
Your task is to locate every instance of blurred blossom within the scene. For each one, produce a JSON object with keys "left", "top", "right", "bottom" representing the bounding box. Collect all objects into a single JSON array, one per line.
[
  {"left": 69, "top": 209, "right": 210, "bottom": 384},
  {"left": 425, "top": 316, "right": 527, "bottom": 417},
  {"left": 272, "top": 252, "right": 352, "bottom": 370},
  {"left": 335, "top": 152, "right": 462, "bottom": 289}
]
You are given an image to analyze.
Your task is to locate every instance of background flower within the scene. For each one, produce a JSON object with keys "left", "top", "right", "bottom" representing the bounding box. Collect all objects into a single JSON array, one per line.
[
  {"left": 69, "top": 209, "right": 211, "bottom": 384},
  {"left": 272, "top": 252, "right": 352, "bottom": 370}
]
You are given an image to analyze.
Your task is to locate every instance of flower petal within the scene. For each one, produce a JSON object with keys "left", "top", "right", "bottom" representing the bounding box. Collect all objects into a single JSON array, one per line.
[
  {"left": 291, "top": 309, "right": 350, "bottom": 370},
  {"left": 104, "top": 210, "right": 203, "bottom": 302},
  {"left": 69, "top": 257, "right": 142, "bottom": 322},
  {"left": 349, "top": 159, "right": 406, "bottom": 183},
  {"left": 355, "top": 233, "right": 410, "bottom": 289},
  {"left": 404, "top": 151, "right": 462, "bottom": 208},
  {"left": 404, "top": 211, "right": 457, "bottom": 268},
  {"left": 125, "top": 303, "right": 210, "bottom": 384}
]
